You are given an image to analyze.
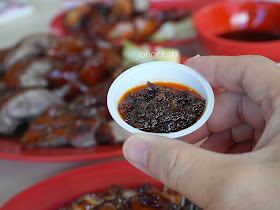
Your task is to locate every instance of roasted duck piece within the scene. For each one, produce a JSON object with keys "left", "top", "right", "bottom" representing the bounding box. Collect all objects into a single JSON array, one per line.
[
  {"left": 0, "top": 88, "right": 62, "bottom": 135},
  {"left": 63, "top": 4, "right": 93, "bottom": 34},
  {"left": 2, "top": 34, "right": 57, "bottom": 74},
  {"left": 64, "top": 0, "right": 134, "bottom": 35},
  {"left": 60, "top": 184, "right": 200, "bottom": 210},
  {"left": 111, "top": 0, "right": 149, "bottom": 18},
  {"left": 46, "top": 36, "right": 94, "bottom": 63},
  {"left": 69, "top": 80, "right": 112, "bottom": 119},
  {"left": 21, "top": 104, "right": 101, "bottom": 148},
  {"left": 46, "top": 56, "right": 107, "bottom": 101},
  {"left": 0, "top": 49, "right": 8, "bottom": 75},
  {"left": 101, "top": 16, "right": 161, "bottom": 42},
  {"left": 46, "top": 36, "right": 121, "bottom": 68},
  {"left": 45, "top": 37, "right": 121, "bottom": 101},
  {"left": 1, "top": 59, "right": 54, "bottom": 88},
  {"left": 94, "top": 39, "right": 122, "bottom": 71},
  {"left": 45, "top": 63, "right": 79, "bottom": 88},
  {"left": 63, "top": 0, "right": 190, "bottom": 43},
  {"left": 22, "top": 82, "right": 130, "bottom": 148}
]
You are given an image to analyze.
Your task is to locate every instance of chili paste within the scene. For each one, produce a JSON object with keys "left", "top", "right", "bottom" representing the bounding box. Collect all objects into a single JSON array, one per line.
[{"left": 118, "top": 82, "right": 206, "bottom": 133}]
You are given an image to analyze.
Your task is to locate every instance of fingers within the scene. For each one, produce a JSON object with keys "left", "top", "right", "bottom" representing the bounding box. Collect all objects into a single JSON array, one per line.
[
  {"left": 200, "top": 124, "right": 254, "bottom": 153},
  {"left": 185, "top": 55, "right": 280, "bottom": 118},
  {"left": 231, "top": 123, "right": 254, "bottom": 143},
  {"left": 181, "top": 91, "right": 264, "bottom": 144},
  {"left": 227, "top": 140, "right": 253, "bottom": 154},
  {"left": 123, "top": 133, "right": 247, "bottom": 208},
  {"left": 200, "top": 130, "right": 232, "bottom": 153},
  {"left": 180, "top": 124, "right": 209, "bottom": 144}
]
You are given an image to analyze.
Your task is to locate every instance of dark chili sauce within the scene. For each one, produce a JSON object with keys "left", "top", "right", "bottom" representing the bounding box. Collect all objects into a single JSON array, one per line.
[{"left": 118, "top": 82, "right": 206, "bottom": 133}]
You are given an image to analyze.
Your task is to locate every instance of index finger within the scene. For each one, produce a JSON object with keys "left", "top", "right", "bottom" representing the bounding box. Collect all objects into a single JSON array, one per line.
[{"left": 185, "top": 55, "right": 280, "bottom": 109}]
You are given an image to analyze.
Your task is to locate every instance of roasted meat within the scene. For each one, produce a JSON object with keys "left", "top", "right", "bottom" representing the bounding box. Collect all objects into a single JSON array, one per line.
[
  {"left": 46, "top": 36, "right": 94, "bottom": 63},
  {"left": 45, "top": 36, "right": 121, "bottom": 101},
  {"left": 60, "top": 184, "right": 200, "bottom": 210},
  {"left": 46, "top": 58, "right": 107, "bottom": 101},
  {"left": 21, "top": 104, "right": 101, "bottom": 148},
  {"left": 2, "top": 59, "right": 54, "bottom": 88},
  {"left": 63, "top": 4, "right": 93, "bottom": 33},
  {"left": 2, "top": 34, "right": 57, "bottom": 73},
  {"left": 69, "top": 81, "right": 111, "bottom": 119},
  {"left": 0, "top": 49, "right": 8, "bottom": 75},
  {"left": 62, "top": 0, "right": 190, "bottom": 43},
  {"left": 22, "top": 82, "right": 129, "bottom": 148},
  {"left": 99, "top": 8, "right": 162, "bottom": 42},
  {"left": 0, "top": 88, "right": 62, "bottom": 135},
  {"left": 89, "top": 13, "right": 162, "bottom": 42}
]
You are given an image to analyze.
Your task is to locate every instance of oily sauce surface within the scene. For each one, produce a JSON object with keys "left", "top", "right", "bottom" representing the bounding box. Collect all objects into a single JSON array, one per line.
[
  {"left": 118, "top": 82, "right": 206, "bottom": 133},
  {"left": 218, "top": 29, "right": 280, "bottom": 42}
]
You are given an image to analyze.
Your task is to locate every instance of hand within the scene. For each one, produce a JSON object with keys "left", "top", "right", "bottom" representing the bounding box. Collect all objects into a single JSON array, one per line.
[{"left": 122, "top": 55, "right": 280, "bottom": 209}]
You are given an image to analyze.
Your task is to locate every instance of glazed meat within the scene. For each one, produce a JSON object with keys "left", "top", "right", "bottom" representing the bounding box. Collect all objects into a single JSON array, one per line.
[
  {"left": 0, "top": 49, "right": 8, "bottom": 75},
  {"left": 2, "top": 34, "right": 57, "bottom": 73},
  {"left": 60, "top": 184, "right": 200, "bottom": 210},
  {"left": 111, "top": 0, "right": 149, "bottom": 17},
  {"left": 0, "top": 33, "right": 139, "bottom": 148},
  {"left": 1, "top": 59, "right": 54, "bottom": 88},
  {"left": 63, "top": 0, "right": 189, "bottom": 43},
  {"left": 46, "top": 36, "right": 94, "bottom": 63},
  {"left": 45, "top": 37, "right": 121, "bottom": 101},
  {"left": 69, "top": 81, "right": 112, "bottom": 119},
  {"left": 0, "top": 88, "right": 62, "bottom": 135},
  {"left": 21, "top": 104, "right": 101, "bottom": 148},
  {"left": 22, "top": 82, "right": 130, "bottom": 148},
  {"left": 63, "top": 4, "right": 93, "bottom": 33},
  {"left": 102, "top": 17, "right": 161, "bottom": 42}
]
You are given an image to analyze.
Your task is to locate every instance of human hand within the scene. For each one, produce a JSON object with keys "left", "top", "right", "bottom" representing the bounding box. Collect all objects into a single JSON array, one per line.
[{"left": 122, "top": 55, "right": 280, "bottom": 209}]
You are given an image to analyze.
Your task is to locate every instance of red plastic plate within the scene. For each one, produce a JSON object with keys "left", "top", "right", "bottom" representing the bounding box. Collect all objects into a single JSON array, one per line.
[
  {"left": 1, "top": 160, "right": 162, "bottom": 210},
  {"left": 0, "top": 137, "right": 122, "bottom": 162}
]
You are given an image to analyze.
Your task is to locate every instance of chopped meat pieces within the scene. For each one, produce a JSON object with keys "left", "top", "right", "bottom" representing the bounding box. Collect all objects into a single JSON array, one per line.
[{"left": 59, "top": 184, "right": 201, "bottom": 210}]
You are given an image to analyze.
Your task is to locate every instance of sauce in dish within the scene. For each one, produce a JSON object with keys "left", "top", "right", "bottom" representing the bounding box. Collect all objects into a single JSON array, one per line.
[
  {"left": 118, "top": 82, "right": 206, "bottom": 133},
  {"left": 218, "top": 29, "right": 280, "bottom": 42}
]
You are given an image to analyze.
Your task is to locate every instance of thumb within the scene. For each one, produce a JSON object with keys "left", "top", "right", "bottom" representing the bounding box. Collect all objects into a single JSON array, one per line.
[{"left": 122, "top": 133, "right": 248, "bottom": 208}]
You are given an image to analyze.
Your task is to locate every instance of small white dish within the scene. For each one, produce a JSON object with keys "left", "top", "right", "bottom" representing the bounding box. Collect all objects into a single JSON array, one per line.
[{"left": 107, "top": 61, "right": 215, "bottom": 139}]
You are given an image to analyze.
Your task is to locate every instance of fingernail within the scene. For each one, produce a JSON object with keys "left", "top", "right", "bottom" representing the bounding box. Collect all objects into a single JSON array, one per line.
[
  {"left": 184, "top": 54, "right": 201, "bottom": 64},
  {"left": 123, "top": 136, "right": 149, "bottom": 168}
]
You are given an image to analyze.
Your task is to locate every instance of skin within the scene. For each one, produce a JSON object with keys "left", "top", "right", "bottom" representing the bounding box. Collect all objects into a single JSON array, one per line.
[{"left": 122, "top": 55, "right": 280, "bottom": 210}]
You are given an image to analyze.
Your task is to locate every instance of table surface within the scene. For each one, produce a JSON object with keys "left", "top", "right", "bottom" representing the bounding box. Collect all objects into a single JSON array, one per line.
[{"left": 0, "top": 0, "right": 206, "bottom": 207}]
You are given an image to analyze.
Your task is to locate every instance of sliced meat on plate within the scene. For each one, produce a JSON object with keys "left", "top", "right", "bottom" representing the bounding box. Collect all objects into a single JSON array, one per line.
[
  {"left": 0, "top": 88, "right": 62, "bottom": 135},
  {"left": 2, "top": 59, "right": 54, "bottom": 88},
  {"left": 3, "top": 34, "right": 57, "bottom": 73}
]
